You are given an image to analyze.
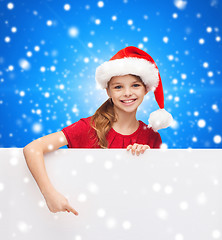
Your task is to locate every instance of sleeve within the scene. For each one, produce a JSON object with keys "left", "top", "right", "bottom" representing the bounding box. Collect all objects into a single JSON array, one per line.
[
  {"left": 153, "top": 132, "right": 162, "bottom": 149},
  {"left": 61, "top": 119, "right": 88, "bottom": 148}
]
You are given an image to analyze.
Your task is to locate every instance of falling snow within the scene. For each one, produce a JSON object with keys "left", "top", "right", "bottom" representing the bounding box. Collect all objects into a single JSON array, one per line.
[
  {"left": 127, "top": 19, "right": 133, "bottom": 25},
  {"left": 174, "top": 0, "right": 187, "bottom": 10},
  {"left": 18, "top": 59, "right": 30, "bottom": 70},
  {"left": 68, "top": 26, "right": 79, "bottom": 37},
  {"left": 11, "top": 26, "right": 17, "bottom": 32},
  {"left": 172, "top": 13, "right": 178, "bottom": 18},
  {"left": 163, "top": 36, "right": 169, "bottom": 43},
  {"left": 5, "top": 36, "right": 10, "bottom": 42},
  {"left": 213, "top": 135, "right": 221, "bottom": 144},
  {"left": 97, "top": 1, "right": 104, "bottom": 8},
  {"left": 7, "top": 2, "right": 14, "bottom": 10},
  {"left": 64, "top": 4, "right": 71, "bottom": 11},
  {"left": 95, "top": 19, "right": 101, "bottom": 25},
  {"left": 198, "top": 119, "right": 206, "bottom": 128},
  {"left": 0, "top": 0, "right": 221, "bottom": 150}
]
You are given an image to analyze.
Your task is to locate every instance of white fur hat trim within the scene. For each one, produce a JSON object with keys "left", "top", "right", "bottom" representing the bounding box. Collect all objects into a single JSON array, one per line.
[
  {"left": 148, "top": 109, "right": 173, "bottom": 132},
  {"left": 95, "top": 57, "right": 159, "bottom": 90}
]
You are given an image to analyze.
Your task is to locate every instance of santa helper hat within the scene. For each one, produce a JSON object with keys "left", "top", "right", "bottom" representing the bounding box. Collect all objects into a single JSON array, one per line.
[{"left": 95, "top": 46, "right": 173, "bottom": 132}]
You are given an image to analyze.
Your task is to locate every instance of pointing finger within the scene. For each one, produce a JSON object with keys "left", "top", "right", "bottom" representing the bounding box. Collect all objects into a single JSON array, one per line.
[{"left": 66, "top": 206, "right": 79, "bottom": 216}]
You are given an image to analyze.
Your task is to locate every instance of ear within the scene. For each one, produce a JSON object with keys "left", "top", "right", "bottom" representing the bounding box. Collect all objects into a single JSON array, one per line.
[
  {"left": 106, "top": 88, "right": 111, "bottom": 98},
  {"left": 145, "top": 88, "right": 149, "bottom": 95}
]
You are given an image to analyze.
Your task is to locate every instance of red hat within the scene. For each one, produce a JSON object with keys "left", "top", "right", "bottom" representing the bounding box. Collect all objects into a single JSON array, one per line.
[{"left": 95, "top": 46, "right": 173, "bottom": 131}]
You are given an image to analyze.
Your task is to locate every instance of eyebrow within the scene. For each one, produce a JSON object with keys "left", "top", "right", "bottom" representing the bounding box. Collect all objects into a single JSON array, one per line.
[{"left": 111, "top": 80, "right": 141, "bottom": 86}]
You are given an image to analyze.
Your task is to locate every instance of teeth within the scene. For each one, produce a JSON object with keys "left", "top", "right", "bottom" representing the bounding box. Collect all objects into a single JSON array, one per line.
[{"left": 122, "top": 99, "right": 135, "bottom": 103}]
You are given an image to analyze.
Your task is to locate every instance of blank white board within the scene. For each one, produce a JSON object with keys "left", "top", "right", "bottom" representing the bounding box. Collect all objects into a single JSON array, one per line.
[{"left": 0, "top": 148, "right": 222, "bottom": 240}]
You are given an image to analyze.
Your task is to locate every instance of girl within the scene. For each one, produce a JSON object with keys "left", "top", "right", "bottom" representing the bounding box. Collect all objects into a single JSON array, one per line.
[{"left": 23, "top": 46, "right": 173, "bottom": 216}]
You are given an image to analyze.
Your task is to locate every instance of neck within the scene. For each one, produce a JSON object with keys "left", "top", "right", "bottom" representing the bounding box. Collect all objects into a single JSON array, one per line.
[{"left": 112, "top": 106, "right": 139, "bottom": 131}]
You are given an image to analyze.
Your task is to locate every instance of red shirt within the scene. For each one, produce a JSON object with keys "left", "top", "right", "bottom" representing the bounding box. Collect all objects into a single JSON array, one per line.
[{"left": 62, "top": 116, "right": 162, "bottom": 149}]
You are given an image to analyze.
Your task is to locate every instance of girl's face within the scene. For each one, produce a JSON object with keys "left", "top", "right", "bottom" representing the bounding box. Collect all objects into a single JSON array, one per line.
[{"left": 106, "top": 74, "right": 148, "bottom": 114}]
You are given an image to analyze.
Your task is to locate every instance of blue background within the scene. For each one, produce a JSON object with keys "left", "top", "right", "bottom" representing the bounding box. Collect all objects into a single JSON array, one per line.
[{"left": 0, "top": 0, "right": 222, "bottom": 148}]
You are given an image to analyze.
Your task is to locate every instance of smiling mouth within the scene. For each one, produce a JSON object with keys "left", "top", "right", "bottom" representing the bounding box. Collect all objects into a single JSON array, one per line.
[{"left": 120, "top": 99, "right": 137, "bottom": 103}]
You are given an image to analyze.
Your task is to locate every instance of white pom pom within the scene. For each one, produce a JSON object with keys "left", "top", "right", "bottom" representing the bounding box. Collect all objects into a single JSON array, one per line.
[{"left": 148, "top": 109, "right": 173, "bottom": 131}]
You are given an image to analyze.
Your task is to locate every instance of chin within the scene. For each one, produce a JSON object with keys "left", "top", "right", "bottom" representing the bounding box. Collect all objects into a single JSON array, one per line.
[{"left": 116, "top": 104, "right": 139, "bottom": 113}]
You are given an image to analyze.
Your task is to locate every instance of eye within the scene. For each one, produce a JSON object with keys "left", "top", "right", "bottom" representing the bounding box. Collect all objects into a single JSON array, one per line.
[
  {"left": 114, "top": 85, "right": 122, "bottom": 89},
  {"left": 133, "top": 84, "right": 141, "bottom": 87}
]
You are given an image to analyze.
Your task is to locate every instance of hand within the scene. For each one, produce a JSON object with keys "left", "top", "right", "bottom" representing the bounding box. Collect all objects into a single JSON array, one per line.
[
  {"left": 43, "top": 189, "right": 79, "bottom": 216},
  {"left": 127, "top": 143, "right": 150, "bottom": 156}
]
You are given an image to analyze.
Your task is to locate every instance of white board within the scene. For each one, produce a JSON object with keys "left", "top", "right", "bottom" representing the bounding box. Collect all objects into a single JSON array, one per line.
[{"left": 0, "top": 148, "right": 222, "bottom": 239}]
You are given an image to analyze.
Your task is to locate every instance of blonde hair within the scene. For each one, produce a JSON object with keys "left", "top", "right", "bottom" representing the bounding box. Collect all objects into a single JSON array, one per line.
[
  {"left": 89, "top": 98, "right": 117, "bottom": 148},
  {"left": 89, "top": 74, "right": 146, "bottom": 148}
]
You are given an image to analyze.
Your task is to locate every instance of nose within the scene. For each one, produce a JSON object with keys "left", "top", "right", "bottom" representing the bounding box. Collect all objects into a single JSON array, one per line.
[{"left": 123, "top": 87, "right": 132, "bottom": 97}]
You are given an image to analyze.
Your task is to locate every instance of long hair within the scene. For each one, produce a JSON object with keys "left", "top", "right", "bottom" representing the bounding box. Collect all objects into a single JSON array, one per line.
[
  {"left": 90, "top": 74, "right": 146, "bottom": 148},
  {"left": 90, "top": 98, "right": 117, "bottom": 148}
]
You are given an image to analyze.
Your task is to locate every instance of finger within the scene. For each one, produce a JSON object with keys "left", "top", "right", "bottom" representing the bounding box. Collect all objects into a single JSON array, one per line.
[
  {"left": 142, "top": 145, "right": 150, "bottom": 150},
  {"left": 132, "top": 143, "right": 139, "bottom": 150},
  {"left": 132, "top": 143, "right": 139, "bottom": 152},
  {"left": 131, "top": 144, "right": 139, "bottom": 155},
  {"left": 136, "top": 145, "right": 143, "bottom": 156},
  {"left": 141, "top": 145, "right": 147, "bottom": 154},
  {"left": 141, "top": 145, "right": 150, "bottom": 154},
  {"left": 67, "top": 206, "right": 79, "bottom": 216},
  {"left": 62, "top": 206, "right": 70, "bottom": 213},
  {"left": 127, "top": 145, "right": 132, "bottom": 151}
]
